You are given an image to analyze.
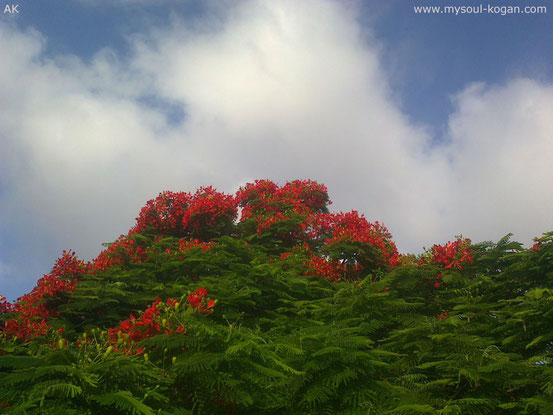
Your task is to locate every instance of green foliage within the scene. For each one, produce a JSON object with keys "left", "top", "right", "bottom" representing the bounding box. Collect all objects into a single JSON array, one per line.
[{"left": 1, "top": 182, "right": 553, "bottom": 413}]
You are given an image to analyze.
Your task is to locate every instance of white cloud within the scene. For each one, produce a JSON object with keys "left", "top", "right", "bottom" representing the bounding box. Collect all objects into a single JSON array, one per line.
[
  {"left": 439, "top": 79, "right": 553, "bottom": 244},
  {"left": 0, "top": 25, "right": 209, "bottom": 266},
  {"left": 127, "top": 0, "right": 448, "bottom": 248},
  {"left": 0, "top": 0, "right": 552, "bottom": 299}
]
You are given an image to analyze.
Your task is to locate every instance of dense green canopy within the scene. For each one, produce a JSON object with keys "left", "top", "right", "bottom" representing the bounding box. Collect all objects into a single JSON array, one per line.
[{"left": 1, "top": 180, "right": 552, "bottom": 414}]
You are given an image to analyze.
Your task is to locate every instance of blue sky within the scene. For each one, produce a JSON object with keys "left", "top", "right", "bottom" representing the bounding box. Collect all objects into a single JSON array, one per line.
[
  {"left": 1, "top": 0, "right": 552, "bottom": 300},
  {"left": 9, "top": 0, "right": 553, "bottom": 128}
]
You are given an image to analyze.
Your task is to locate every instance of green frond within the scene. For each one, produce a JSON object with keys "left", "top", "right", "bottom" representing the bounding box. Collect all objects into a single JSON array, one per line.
[
  {"left": 41, "top": 382, "right": 83, "bottom": 399},
  {"left": 92, "top": 391, "right": 155, "bottom": 415},
  {"left": 173, "top": 352, "right": 224, "bottom": 374},
  {"left": 384, "top": 404, "right": 435, "bottom": 414}
]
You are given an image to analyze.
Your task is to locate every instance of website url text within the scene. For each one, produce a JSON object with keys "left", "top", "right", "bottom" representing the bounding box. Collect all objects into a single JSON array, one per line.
[{"left": 414, "top": 4, "right": 547, "bottom": 16}]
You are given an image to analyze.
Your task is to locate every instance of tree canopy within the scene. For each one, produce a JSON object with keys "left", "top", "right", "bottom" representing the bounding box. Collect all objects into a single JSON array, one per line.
[{"left": 1, "top": 179, "right": 552, "bottom": 414}]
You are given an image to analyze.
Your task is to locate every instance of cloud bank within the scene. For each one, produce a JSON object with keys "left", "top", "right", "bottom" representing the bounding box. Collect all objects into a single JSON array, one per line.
[{"left": 1, "top": 0, "right": 552, "bottom": 298}]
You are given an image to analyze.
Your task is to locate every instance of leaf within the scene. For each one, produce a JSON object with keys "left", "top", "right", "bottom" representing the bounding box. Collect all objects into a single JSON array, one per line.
[
  {"left": 42, "top": 382, "right": 82, "bottom": 399},
  {"left": 526, "top": 335, "right": 545, "bottom": 349},
  {"left": 385, "top": 404, "right": 435, "bottom": 414},
  {"left": 92, "top": 391, "right": 155, "bottom": 415},
  {"left": 313, "top": 347, "right": 343, "bottom": 357}
]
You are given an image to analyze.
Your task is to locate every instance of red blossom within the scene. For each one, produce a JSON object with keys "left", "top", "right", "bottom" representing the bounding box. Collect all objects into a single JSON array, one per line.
[
  {"left": 135, "top": 191, "right": 192, "bottom": 235},
  {"left": 304, "top": 211, "right": 399, "bottom": 281},
  {"left": 305, "top": 256, "right": 347, "bottom": 282},
  {"left": 237, "top": 180, "right": 330, "bottom": 243},
  {"left": 105, "top": 297, "right": 170, "bottom": 355},
  {"left": 97, "top": 292, "right": 215, "bottom": 356},
  {"left": 425, "top": 237, "right": 473, "bottom": 270},
  {"left": 0, "top": 295, "right": 13, "bottom": 314},
  {"left": 182, "top": 186, "right": 238, "bottom": 240},
  {"left": 438, "top": 310, "right": 449, "bottom": 320},
  {"left": 91, "top": 234, "right": 147, "bottom": 272},
  {"left": 2, "top": 251, "right": 85, "bottom": 341},
  {"left": 188, "top": 288, "right": 215, "bottom": 314},
  {"left": 177, "top": 239, "right": 215, "bottom": 253},
  {"left": 279, "top": 252, "right": 292, "bottom": 261}
]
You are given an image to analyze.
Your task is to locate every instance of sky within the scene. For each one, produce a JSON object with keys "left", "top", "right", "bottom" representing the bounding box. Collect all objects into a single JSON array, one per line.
[{"left": 1, "top": 0, "right": 552, "bottom": 300}]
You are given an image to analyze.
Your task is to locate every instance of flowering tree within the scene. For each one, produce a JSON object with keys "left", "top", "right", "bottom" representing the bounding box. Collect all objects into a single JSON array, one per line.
[{"left": 0, "top": 181, "right": 552, "bottom": 414}]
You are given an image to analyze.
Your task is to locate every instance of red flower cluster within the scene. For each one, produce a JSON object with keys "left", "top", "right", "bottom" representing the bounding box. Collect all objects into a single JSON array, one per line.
[
  {"left": 425, "top": 272, "right": 444, "bottom": 288},
  {"left": 106, "top": 297, "right": 185, "bottom": 355},
  {"left": 3, "top": 318, "right": 50, "bottom": 340},
  {"left": 92, "top": 188, "right": 235, "bottom": 275},
  {"left": 531, "top": 242, "right": 541, "bottom": 252},
  {"left": 92, "top": 233, "right": 148, "bottom": 272},
  {"left": 235, "top": 179, "right": 279, "bottom": 208},
  {"left": 437, "top": 309, "right": 449, "bottom": 320},
  {"left": 279, "top": 252, "right": 292, "bottom": 261},
  {"left": 51, "top": 250, "right": 88, "bottom": 279},
  {"left": 322, "top": 212, "right": 400, "bottom": 264},
  {"left": 0, "top": 295, "right": 13, "bottom": 314},
  {"left": 237, "top": 180, "right": 330, "bottom": 242},
  {"left": 183, "top": 187, "right": 238, "bottom": 240},
  {"left": 163, "top": 238, "right": 216, "bottom": 261},
  {"left": 306, "top": 256, "right": 358, "bottom": 282},
  {"left": 302, "top": 212, "right": 399, "bottom": 281},
  {"left": 135, "top": 191, "right": 192, "bottom": 235},
  {"left": 2, "top": 251, "right": 85, "bottom": 340},
  {"left": 178, "top": 239, "right": 215, "bottom": 252},
  {"left": 135, "top": 187, "right": 237, "bottom": 240},
  {"left": 237, "top": 182, "right": 399, "bottom": 282},
  {"left": 411, "top": 238, "right": 474, "bottom": 289},
  {"left": 277, "top": 180, "right": 331, "bottom": 213},
  {"left": 434, "top": 272, "right": 443, "bottom": 288},
  {"left": 188, "top": 288, "right": 215, "bottom": 314},
  {"left": 237, "top": 179, "right": 329, "bottom": 216},
  {"left": 427, "top": 237, "right": 473, "bottom": 270}
]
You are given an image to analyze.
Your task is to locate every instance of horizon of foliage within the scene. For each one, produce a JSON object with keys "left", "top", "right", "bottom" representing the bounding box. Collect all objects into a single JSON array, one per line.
[{"left": 1, "top": 179, "right": 552, "bottom": 414}]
